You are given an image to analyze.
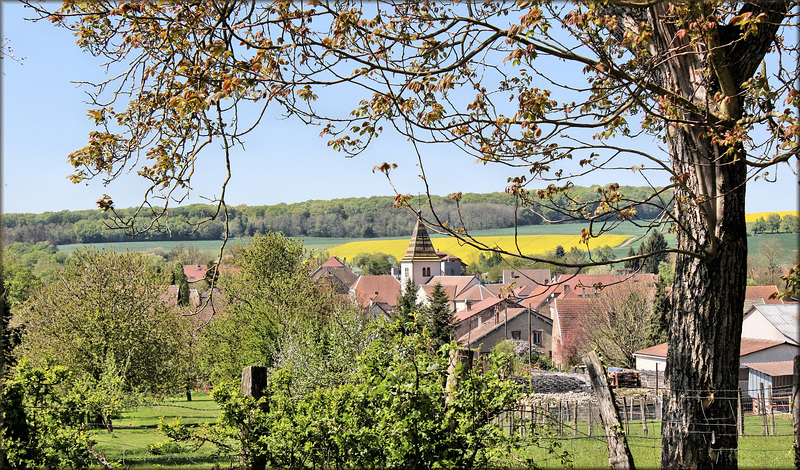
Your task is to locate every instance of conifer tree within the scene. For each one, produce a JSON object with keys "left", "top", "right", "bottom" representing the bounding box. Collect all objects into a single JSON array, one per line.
[{"left": 423, "top": 283, "right": 455, "bottom": 351}]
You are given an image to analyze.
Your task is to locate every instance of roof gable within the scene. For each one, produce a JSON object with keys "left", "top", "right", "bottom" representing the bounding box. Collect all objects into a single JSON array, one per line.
[
  {"left": 424, "top": 275, "right": 480, "bottom": 298},
  {"left": 321, "top": 256, "right": 347, "bottom": 268},
  {"left": 457, "top": 306, "right": 529, "bottom": 345},
  {"left": 744, "top": 304, "right": 800, "bottom": 344},
  {"left": 351, "top": 275, "right": 402, "bottom": 308}
]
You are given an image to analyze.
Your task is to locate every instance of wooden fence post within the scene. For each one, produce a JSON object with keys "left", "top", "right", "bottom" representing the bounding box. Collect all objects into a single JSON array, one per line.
[
  {"left": 573, "top": 401, "right": 579, "bottom": 436},
  {"left": 737, "top": 388, "right": 744, "bottom": 437},
  {"left": 769, "top": 385, "right": 776, "bottom": 436},
  {"left": 241, "top": 366, "right": 269, "bottom": 470},
  {"left": 622, "top": 396, "right": 630, "bottom": 435},
  {"left": 588, "top": 401, "right": 594, "bottom": 437},
  {"left": 760, "top": 383, "right": 769, "bottom": 436},
  {"left": 641, "top": 395, "right": 648, "bottom": 436},
  {"left": 558, "top": 400, "right": 564, "bottom": 435},
  {"left": 241, "top": 366, "right": 269, "bottom": 399},
  {"left": 583, "top": 351, "right": 636, "bottom": 470}
]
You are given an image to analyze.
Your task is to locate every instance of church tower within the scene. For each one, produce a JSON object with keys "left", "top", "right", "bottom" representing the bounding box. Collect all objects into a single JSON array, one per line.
[{"left": 400, "top": 219, "right": 442, "bottom": 288}]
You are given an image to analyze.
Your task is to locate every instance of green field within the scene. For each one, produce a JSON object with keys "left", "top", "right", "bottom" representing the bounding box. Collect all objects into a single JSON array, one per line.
[{"left": 57, "top": 222, "right": 796, "bottom": 267}]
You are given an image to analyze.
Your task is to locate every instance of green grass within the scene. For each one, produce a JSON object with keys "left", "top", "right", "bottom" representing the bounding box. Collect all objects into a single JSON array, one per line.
[
  {"left": 748, "top": 232, "right": 799, "bottom": 255},
  {"left": 515, "top": 414, "right": 795, "bottom": 469},
  {"left": 91, "top": 392, "right": 227, "bottom": 469},
  {"left": 94, "top": 394, "right": 795, "bottom": 470}
]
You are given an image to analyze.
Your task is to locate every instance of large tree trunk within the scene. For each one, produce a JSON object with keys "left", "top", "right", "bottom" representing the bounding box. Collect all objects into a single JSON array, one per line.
[
  {"left": 641, "top": 3, "right": 787, "bottom": 467},
  {"left": 661, "top": 128, "right": 748, "bottom": 470}
]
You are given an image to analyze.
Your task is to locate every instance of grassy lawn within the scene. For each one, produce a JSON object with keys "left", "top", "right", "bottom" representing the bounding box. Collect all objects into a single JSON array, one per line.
[
  {"left": 94, "top": 394, "right": 795, "bottom": 470},
  {"left": 91, "top": 391, "right": 228, "bottom": 469},
  {"left": 516, "top": 414, "right": 795, "bottom": 470}
]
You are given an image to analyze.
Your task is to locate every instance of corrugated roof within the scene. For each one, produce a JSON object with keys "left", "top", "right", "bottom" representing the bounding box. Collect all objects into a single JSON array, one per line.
[
  {"left": 742, "top": 360, "right": 795, "bottom": 377},
  {"left": 400, "top": 220, "right": 440, "bottom": 262},
  {"left": 635, "top": 338, "right": 786, "bottom": 359},
  {"left": 747, "top": 304, "right": 800, "bottom": 344}
]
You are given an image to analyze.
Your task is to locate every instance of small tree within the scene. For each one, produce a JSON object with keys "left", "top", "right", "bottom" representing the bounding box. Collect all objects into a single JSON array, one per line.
[
  {"left": 650, "top": 274, "right": 673, "bottom": 345},
  {"left": 173, "top": 261, "right": 190, "bottom": 306},
  {"left": 766, "top": 213, "right": 782, "bottom": 233},
  {"left": 624, "top": 246, "right": 639, "bottom": 272},
  {"left": 781, "top": 215, "right": 800, "bottom": 234},
  {"left": 638, "top": 231, "right": 669, "bottom": 274},
  {"left": 422, "top": 283, "right": 455, "bottom": 351},
  {"left": 751, "top": 217, "right": 768, "bottom": 235},
  {"left": 395, "top": 278, "right": 420, "bottom": 333},
  {"left": 584, "top": 280, "right": 658, "bottom": 368},
  {"left": 353, "top": 252, "right": 397, "bottom": 275}
]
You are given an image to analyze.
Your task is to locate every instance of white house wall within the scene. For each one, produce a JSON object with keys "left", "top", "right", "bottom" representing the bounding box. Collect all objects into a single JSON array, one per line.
[
  {"left": 742, "top": 312, "right": 786, "bottom": 343},
  {"left": 741, "top": 344, "right": 800, "bottom": 364},
  {"left": 635, "top": 356, "right": 666, "bottom": 371}
]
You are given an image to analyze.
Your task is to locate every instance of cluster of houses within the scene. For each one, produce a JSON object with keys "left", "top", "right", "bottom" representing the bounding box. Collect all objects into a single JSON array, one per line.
[{"left": 171, "top": 220, "right": 798, "bottom": 401}]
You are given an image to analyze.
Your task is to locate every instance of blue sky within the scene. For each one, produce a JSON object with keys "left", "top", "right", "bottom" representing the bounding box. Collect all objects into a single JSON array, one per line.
[{"left": 2, "top": 3, "right": 797, "bottom": 216}]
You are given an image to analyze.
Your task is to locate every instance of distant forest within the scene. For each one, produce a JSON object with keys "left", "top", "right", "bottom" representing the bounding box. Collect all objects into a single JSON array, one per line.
[{"left": 2, "top": 186, "right": 670, "bottom": 245}]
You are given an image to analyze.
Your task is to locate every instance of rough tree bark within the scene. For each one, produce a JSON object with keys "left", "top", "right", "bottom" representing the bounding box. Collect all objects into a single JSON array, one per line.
[{"left": 638, "top": 3, "right": 787, "bottom": 468}]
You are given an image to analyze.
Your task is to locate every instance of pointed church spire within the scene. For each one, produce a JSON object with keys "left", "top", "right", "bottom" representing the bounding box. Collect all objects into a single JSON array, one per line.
[{"left": 401, "top": 219, "right": 440, "bottom": 262}]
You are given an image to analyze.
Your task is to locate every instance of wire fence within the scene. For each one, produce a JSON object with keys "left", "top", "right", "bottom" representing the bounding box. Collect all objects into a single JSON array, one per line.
[
  {"left": 31, "top": 384, "right": 798, "bottom": 468},
  {"left": 491, "top": 385, "right": 796, "bottom": 468}
]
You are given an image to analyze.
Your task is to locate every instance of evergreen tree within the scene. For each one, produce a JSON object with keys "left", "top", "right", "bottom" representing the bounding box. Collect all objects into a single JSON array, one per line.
[
  {"left": 395, "top": 278, "right": 420, "bottom": 333},
  {"left": 422, "top": 283, "right": 455, "bottom": 351},
  {"left": 173, "top": 261, "right": 190, "bottom": 306},
  {"left": 639, "top": 231, "right": 669, "bottom": 274},
  {"left": 650, "top": 275, "right": 672, "bottom": 345},
  {"left": 554, "top": 245, "right": 565, "bottom": 259},
  {"left": 624, "top": 246, "right": 639, "bottom": 272}
]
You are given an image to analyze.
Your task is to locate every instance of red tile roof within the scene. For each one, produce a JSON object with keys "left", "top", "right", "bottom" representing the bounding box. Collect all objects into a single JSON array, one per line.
[
  {"left": 453, "top": 297, "right": 503, "bottom": 323},
  {"left": 458, "top": 284, "right": 499, "bottom": 302},
  {"left": 483, "top": 283, "right": 514, "bottom": 297},
  {"left": 424, "top": 275, "right": 479, "bottom": 298},
  {"left": 519, "top": 284, "right": 561, "bottom": 309},
  {"left": 321, "top": 256, "right": 347, "bottom": 268},
  {"left": 436, "top": 251, "right": 461, "bottom": 262},
  {"left": 183, "top": 265, "right": 207, "bottom": 282},
  {"left": 420, "top": 284, "right": 458, "bottom": 303},
  {"left": 745, "top": 285, "right": 783, "bottom": 304},
  {"left": 556, "top": 273, "right": 657, "bottom": 298},
  {"left": 351, "top": 275, "right": 402, "bottom": 308}
]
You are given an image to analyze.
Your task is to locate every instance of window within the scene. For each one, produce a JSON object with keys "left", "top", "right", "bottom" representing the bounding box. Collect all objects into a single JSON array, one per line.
[
  {"left": 533, "top": 331, "right": 542, "bottom": 346},
  {"left": 404, "top": 267, "right": 410, "bottom": 277},
  {"left": 450, "top": 268, "right": 455, "bottom": 275},
  {"left": 422, "top": 267, "right": 430, "bottom": 277},
  {"left": 511, "top": 331, "right": 521, "bottom": 340}
]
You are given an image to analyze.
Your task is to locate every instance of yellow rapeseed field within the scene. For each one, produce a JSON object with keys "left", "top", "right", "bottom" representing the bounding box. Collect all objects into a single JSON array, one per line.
[
  {"left": 329, "top": 234, "right": 631, "bottom": 264},
  {"left": 744, "top": 211, "right": 797, "bottom": 223}
]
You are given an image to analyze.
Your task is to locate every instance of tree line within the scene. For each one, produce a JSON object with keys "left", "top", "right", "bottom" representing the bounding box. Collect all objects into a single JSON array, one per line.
[{"left": 2, "top": 186, "right": 671, "bottom": 245}]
